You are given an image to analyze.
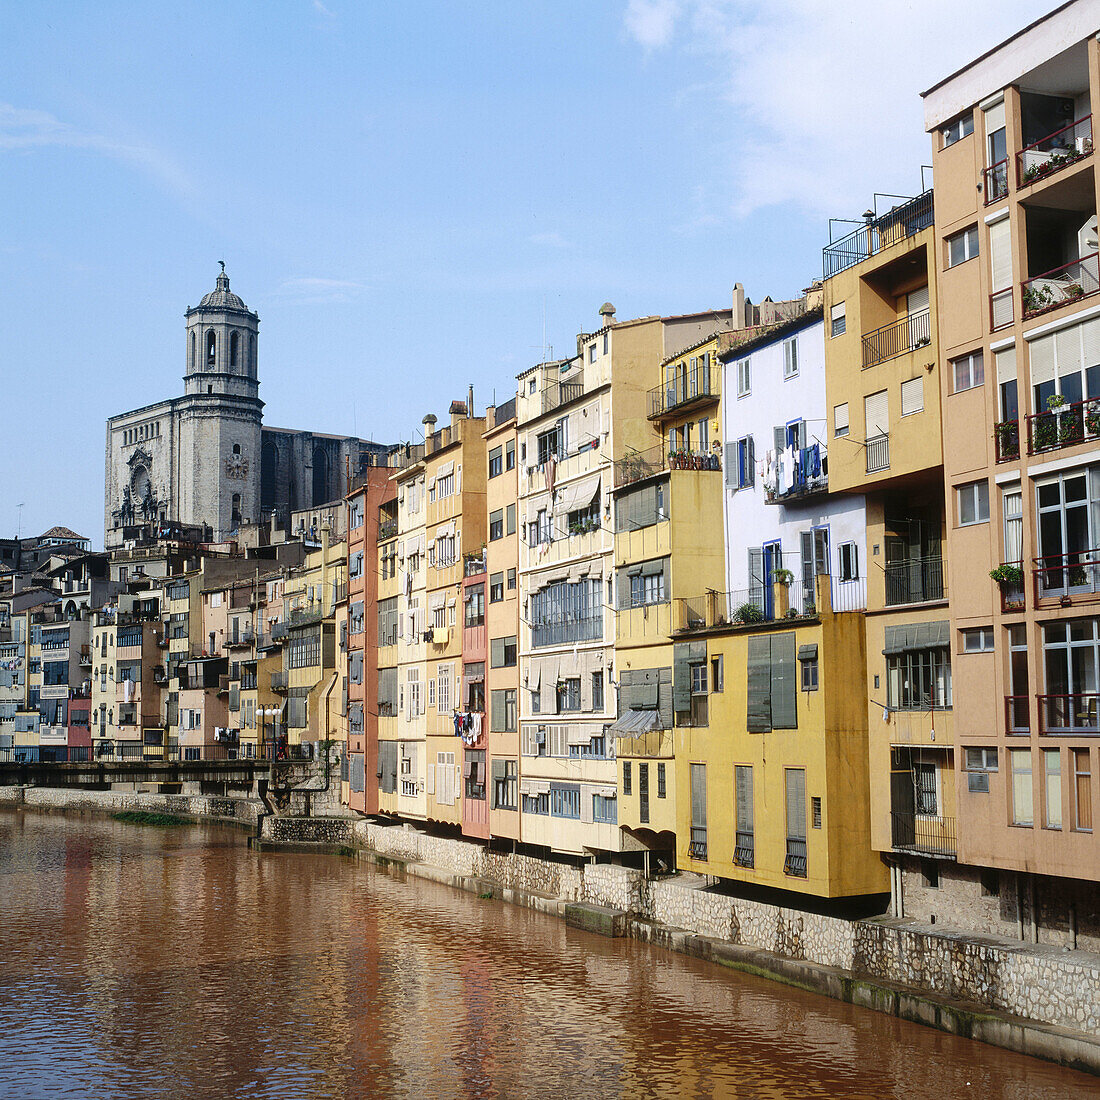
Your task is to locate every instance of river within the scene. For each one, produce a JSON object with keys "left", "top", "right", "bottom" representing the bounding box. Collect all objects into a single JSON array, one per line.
[{"left": 0, "top": 810, "right": 1094, "bottom": 1099}]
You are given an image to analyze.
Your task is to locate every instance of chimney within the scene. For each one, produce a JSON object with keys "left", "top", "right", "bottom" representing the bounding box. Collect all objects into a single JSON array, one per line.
[
  {"left": 422, "top": 413, "right": 437, "bottom": 446},
  {"left": 732, "top": 284, "right": 746, "bottom": 330},
  {"left": 599, "top": 302, "right": 616, "bottom": 327},
  {"left": 468, "top": 384, "right": 475, "bottom": 418}
]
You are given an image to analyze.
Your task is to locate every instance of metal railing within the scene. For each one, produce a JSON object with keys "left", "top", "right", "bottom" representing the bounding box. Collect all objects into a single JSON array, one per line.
[
  {"left": 861, "top": 310, "right": 931, "bottom": 368},
  {"left": 531, "top": 615, "right": 602, "bottom": 649},
  {"left": 463, "top": 556, "right": 486, "bottom": 578},
  {"left": 1026, "top": 396, "right": 1100, "bottom": 455},
  {"left": 1006, "top": 695, "right": 1030, "bottom": 735},
  {"left": 1039, "top": 693, "right": 1100, "bottom": 735},
  {"left": 1034, "top": 548, "right": 1100, "bottom": 601},
  {"left": 784, "top": 838, "right": 807, "bottom": 877},
  {"left": 764, "top": 443, "right": 826, "bottom": 503},
  {"left": 990, "top": 287, "right": 1014, "bottom": 331},
  {"left": 996, "top": 562, "right": 1026, "bottom": 612},
  {"left": 994, "top": 418, "right": 1020, "bottom": 462},
  {"left": 270, "top": 671, "right": 288, "bottom": 691},
  {"left": 890, "top": 812, "right": 957, "bottom": 857},
  {"left": 542, "top": 377, "right": 584, "bottom": 414},
  {"left": 647, "top": 363, "right": 721, "bottom": 419},
  {"left": 688, "top": 830, "right": 708, "bottom": 861},
  {"left": 674, "top": 583, "right": 815, "bottom": 634},
  {"left": 1021, "top": 252, "right": 1100, "bottom": 319},
  {"left": 1018, "top": 114, "right": 1092, "bottom": 187},
  {"left": 734, "top": 831, "right": 754, "bottom": 869},
  {"left": 378, "top": 519, "right": 398, "bottom": 541},
  {"left": 983, "top": 159, "right": 1009, "bottom": 204},
  {"left": 822, "top": 190, "right": 934, "bottom": 279},
  {"left": 865, "top": 434, "right": 889, "bottom": 473},
  {"left": 614, "top": 445, "right": 667, "bottom": 488},
  {"left": 884, "top": 555, "right": 945, "bottom": 605}
]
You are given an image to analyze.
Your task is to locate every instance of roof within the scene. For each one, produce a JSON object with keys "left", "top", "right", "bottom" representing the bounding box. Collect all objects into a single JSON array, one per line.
[
  {"left": 38, "top": 526, "right": 86, "bottom": 542},
  {"left": 717, "top": 307, "right": 824, "bottom": 362},
  {"left": 193, "top": 268, "right": 253, "bottom": 314}
]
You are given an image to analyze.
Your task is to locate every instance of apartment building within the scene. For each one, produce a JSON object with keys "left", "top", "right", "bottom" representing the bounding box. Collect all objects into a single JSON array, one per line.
[
  {"left": 31, "top": 609, "right": 91, "bottom": 763},
  {"left": 920, "top": 0, "right": 1100, "bottom": 945}
]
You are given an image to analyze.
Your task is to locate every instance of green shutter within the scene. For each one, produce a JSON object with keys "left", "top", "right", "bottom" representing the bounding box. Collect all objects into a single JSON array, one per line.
[
  {"left": 735, "top": 764, "right": 753, "bottom": 833},
  {"left": 490, "top": 637, "right": 505, "bottom": 668},
  {"left": 770, "top": 631, "right": 797, "bottom": 729},
  {"left": 746, "top": 635, "right": 771, "bottom": 732},
  {"left": 786, "top": 768, "right": 806, "bottom": 840},
  {"left": 672, "top": 643, "right": 691, "bottom": 713},
  {"left": 690, "top": 762, "right": 707, "bottom": 829}
]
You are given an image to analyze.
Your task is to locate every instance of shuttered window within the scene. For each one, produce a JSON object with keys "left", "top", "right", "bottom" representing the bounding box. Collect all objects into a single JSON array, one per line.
[
  {"left": 865, "top": 390, "right": 889, "bottom": 437},
  {"left": 747, "top": 632, "right": 797, "bottom": 731},
  {"left": 834, "top": 402, "right": 849, "bottom": 437},
  {"left": 689, "top": 762, "right": 708, "bottom": 858},
  {"left": 901, "top": 376, "right": 924, "bottom": 416},
  {"left": 785, "top": 768, "right": 807, "bottom": 876},
  {"left": 989, "top": 217, "right": 1012, "bottom": 292},
  {"left": 735, "top": 765, "right": 753, "bottom": 860},
  {"left": 746, "top": 636, "right": 771, "bottom": 732},
  {"left": 673, "top": 641, "right": 706, "bottom": 715}
]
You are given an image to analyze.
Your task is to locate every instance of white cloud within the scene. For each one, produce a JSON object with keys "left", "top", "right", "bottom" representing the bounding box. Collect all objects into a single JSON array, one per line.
[
  {"left": 312, "top": 0, "right": 334, "bottom": 17},
  {"left": 529, "top": 231, "right": 572, "bottom": 249},
  {"left": 623, "top": 0, "right": 1041, "bottom": 219},
  {"left": 623, "top": 0, "right": 680, "bottom": 50},
  {"left": 271, "top": 277, "right": 366, "bottom": 304}
]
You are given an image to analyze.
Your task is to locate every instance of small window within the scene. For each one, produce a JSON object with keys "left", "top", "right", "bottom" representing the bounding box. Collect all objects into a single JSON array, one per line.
[
  {"left": 922, "top": 861, "right": 940, "bottom": 889},
  {"left": 506, "top": 568, "right": 516, "bottom": 590},
  {"left": 489, "top": 572, "right": 504, "bottom": 603},
  {"left": 736, "top": 436, "right": 754, "bottom": 489},
  {"left": 900, "top": 377, "right": 923, "bottom": 416},
  {"left": 947, "top": 226, "right": 979, "bottom": 268},
  {"left": 783, "top": 337, "right": 798, "bottom": 379},
  {"left": 505, "top": 440, "right": 516, "bottom": 470},
  {"left": 830, "top": 302, "right": 846, "bottom": 338},
  {"left": 589, "top": 343, "right": 596, "bottom": 363},
  {"left": 528, "top": 378, "right": 537, "bottom": 394},
  {"left": 952, "top": 351, "right": 985, "bottom": 393},
  {"left": 623, "top": 760, "right": 632, "bottom": 796},
  {"left": 711, "top": 654, "right": 723, "bottom": 693},
  {"left": 657, "top": 761, "right": 666, "bottom": 798},
  {"left": 942, "top": 113, "right": 974, "bottom": 147},
  {"left": 961, "top": 627, "right": 994, "bottom": 653},
  {"left": 833, "top": 402, "right": 849, "bottom": 437},
  {"left": 489, "top": 509, "right": 504, "bottom": 541},
  {"left": 838, "top": 541, "right": 859, "bottom": 582},
  {"left": 506, "top": 504, "right": 516, "bottom": 535},
  {"left": 736, "top": 358, "right": 751, "bottom": 397},
  {"left": 488, "top": 447, "right": 503, "bottom": 479},
  {"left": 957, "top": 480, "right": 990, "bottom": 526},
  {"left": 811, "top": 796, "right": 822, "bottom": 828},
  {"left": 800, "top": 653, "right": 818, "bottom": 692}
]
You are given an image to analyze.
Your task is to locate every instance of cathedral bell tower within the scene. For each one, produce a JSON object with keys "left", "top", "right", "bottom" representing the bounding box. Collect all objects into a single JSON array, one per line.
[{"left": 176, "top": 264, "right": 263, "bottom": 540}]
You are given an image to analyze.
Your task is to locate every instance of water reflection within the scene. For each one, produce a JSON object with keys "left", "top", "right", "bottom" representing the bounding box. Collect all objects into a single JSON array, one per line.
[{"left": 0, "top": 810, "right": 1092, "bottom": 1099}]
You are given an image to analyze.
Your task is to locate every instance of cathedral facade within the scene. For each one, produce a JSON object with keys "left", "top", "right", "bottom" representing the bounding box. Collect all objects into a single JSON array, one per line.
[{"left": 104, "top": 267, "right": 389, "bottom": 549}]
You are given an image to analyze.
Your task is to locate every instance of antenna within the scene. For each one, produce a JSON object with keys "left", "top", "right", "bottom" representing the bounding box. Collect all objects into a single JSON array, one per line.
[{"left": 16, "top": 502, "right": 24, "bottom": 540}]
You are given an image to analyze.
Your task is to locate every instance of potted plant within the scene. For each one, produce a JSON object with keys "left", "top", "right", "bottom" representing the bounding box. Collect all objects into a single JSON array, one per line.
[
  {"left": 989, "top": 563, "right": 1023, "bottom": 586},
  {"left": 773, "top": 568, "right": 795, "bottom": 586},
  {"left": 996, "top": 420, "right": 1019, "bottom": 459},
  {"left": 734, "top": 602, "right": 764, "bottom": 624},
  {"left": 1085, "top": 402, "right": 1100, "bottom": 436}
]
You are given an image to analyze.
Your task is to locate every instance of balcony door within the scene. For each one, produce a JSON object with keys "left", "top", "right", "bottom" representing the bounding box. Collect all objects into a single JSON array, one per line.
[
  {"left": 1043, "top": 620, "right": 1100, "bottom": 733},
  {"left": 885, "top": 515, "right": 941, "bottom": 605},
  {"left": 1036, "top": 469, "right": 1099, "bottom": 595},
  {"left": 906, "top": 286, "right": 930, "bottom": 350}
]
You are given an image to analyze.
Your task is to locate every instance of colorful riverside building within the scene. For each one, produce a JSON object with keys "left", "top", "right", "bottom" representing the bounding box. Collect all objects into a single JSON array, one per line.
[{"left": 917, "top": 0, "right": 1100, "bottom": 946}]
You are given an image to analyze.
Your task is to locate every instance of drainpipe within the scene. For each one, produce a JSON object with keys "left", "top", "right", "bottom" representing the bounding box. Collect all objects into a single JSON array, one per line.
[
  {"left": 1016, "top": 872, "right": 1025, "bottom": 940},
  {"left": 1030, "top": 876, "right": 1039, "bottom": 944}
]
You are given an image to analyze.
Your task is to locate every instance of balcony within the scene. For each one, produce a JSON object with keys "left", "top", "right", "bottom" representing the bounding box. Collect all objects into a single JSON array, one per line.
[
  {"left": 733, "top": 831, "right": 754, "bottom": 869},
  {"left": 1018, "top": 114, "right": 1092, "bottom": 188},
  {"left": 673, "top": 582, "right": 816, "bottom": 634},
  {"left": 890, "top": 812, "right": 957, "bottom": 858},
  {"left": 378, "top": 519, "right": 398, "bottom": 541},
  {"left": 822, "top": 190, "right": 934, "bottom": 278},
  {"left": 647, "top": 363, "right": 721, "bottom": 420},
  {"left": 764, "top": 443, "right": 826, "bottom": 504},
  {"left": 614, "top": 445, "right": 666, "bottom": 488},
  {"left": 531, "top": 615, "right": 602, "bottom": 649},
  {"left": 542, "top": 376, "right": 584, "bottom": 414},
  {"left": 688, "top": 830, "right": 707, "bottom": 861},
  {"left": 1006, "top": 695, "right": 1030, "bottom": 735},
  {"left": 1039, "top": 693, "right": 1100, "bottom": 735},
  {"left": 885, "top": 556, "right": 944, "bottom": 606},
  {"left": 994, "top": 418, "right": 1020, "bottom": 462},
  {"left": 993, "top": 562, "right": 1026, "bottom": 612},
  {"left": 983, "top": 159, "right": 1009, "bottom": 205},
  {"left": 861, "top": 310, "right": 930, "bottom": 369},
  {"left": 865, "top": 434, "right": 889, "bottom": 473},
  {"left": 1021, "top": 253, "right": 1099, "bottom": 319},
  {"left": 1034, "top": 548, "right": 1100, "bottom": 603},
  {"left": 1026, "top": 396, "right": 1100, "bottom": 455},
  {"left": 270, "top": 671, "right": 288, "bottom": 692},
  {"left": 463, "top": 555, "right": 486, "bottom": 578},
  {"left": 784, "top": 838, "right": 807, "bottom": 877}
]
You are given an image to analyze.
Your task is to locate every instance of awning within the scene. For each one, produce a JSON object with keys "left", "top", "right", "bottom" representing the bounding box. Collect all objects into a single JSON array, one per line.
[
  {"left": 798, "top": 643, "right": 818, "bottom": 661},
  {"left": 883, "top": 620, "right": 949, "bottom": 656},
  {"left": 438, "top": 461, "right": 455, "bottom": 478},
  {"left": 608, "top": 709, "right": 661, "bottom": 736},
  {"left": 519, "top": 778, "right": 551, "bottom": 796},
  {"left": 566, "top": 726, "right": 594, "bottom": 746},
  {"left": 555, "top": 472, "right": 601, "bottom": 514}
]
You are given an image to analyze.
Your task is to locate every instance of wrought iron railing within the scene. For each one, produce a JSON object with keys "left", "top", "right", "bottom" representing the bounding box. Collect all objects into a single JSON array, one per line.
[
  {"left": 734, "top": 831, "right": 754, "bottom": 868},
  {"left": 861, "top": 310, "right": 931, "bottom": 368},
  {"left": 1034, "top": 547, "right": 1100, "bottom": 601},
  {"left": 1039, "top": 693, "right": 1100, "bottom": 735},
  {"left": 688, "top": 830, "right": 708, "bottom": 861},
  {"left": 890, "top": 812, "right": 957, "bottom": 857},
  {"left": 865, "top": 434, "right": 889, "bottom": 473},
  {"left": 647, "top": 364, "right": 721, "bottom": 419},
  {"left": 994, "top": 418, "right": 1019, "bottom": 462},
  {"left": 1026, "top": 396, "right": 1100, "bottom": 455},
  {"left": 673, "top": 583, "right": 815, "bottom": 633},
  {"left": 1018, "top": 114, "right": 1092, "bottom": 187},
  {"left": 822, "top": 190, "right": 934, "bottom": 278},
  {"left": 983, "top": 158, "right": 1009, "bottom": 204},
  {"left": 614, "top": 445, "right": 667, "bottom": 488},
  {"left": 884, "top": 555, "right": 944, "bottom": 605},
  {"left": 1021, "top": 252, "right": 1100, "bottom": 319},
  {"left": 542, "top": 378, "right": 584, "bottom": 414},
  {"left": 784, "top": 838, "right": 807, "bottom": 877}
]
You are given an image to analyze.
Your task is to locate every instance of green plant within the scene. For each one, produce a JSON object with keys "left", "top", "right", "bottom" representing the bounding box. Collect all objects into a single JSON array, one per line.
[
  {"left": 773, "top": 568, "right": 794, "bottom": 586},
  {"left": 989, "top": 563, "right": 1023, "bottom": 585},
  {"left": 734, "top": 602, "right": 764, "bottom": 624},
  {"left": 1047, "top": 392, "right": 1067, "bottom": 411}
]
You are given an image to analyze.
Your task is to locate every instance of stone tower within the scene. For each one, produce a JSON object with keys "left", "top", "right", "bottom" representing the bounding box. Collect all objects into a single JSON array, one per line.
[{"left": 176, "top": 265, "right": 263, "bottom": 539}]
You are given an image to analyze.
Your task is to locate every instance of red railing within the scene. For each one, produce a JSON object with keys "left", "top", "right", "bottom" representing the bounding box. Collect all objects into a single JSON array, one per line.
[
  {"left": 1025, "top": 396, "right": 1100, "bottom": 455},
  {"left": 1039, "top": 693, "right": 1100, "bottom": 735},
  {"left": 994, "top": 418, "right": 1019, "bottom": 462},
  {"left": 1021, "top": 252, "right": 1100, "bottom": 319},
  {"left": 989, "top": 288, "right": 1014, "bottom": 331},
  {"left": 1018, "top": 114, "right": 1092, "bottom": 187},
  {"left": 1034, "top": 547, "right": 1100, "bottom": 601},
  {"left": 996, "top": 561, "right": 1025, "bottom": 613},
  {"left": 983, "top": 159, "right": 1009, "bottom": 204},
  {"left": 1006, "top": 695, "right": 1030, "bottom": 735}
]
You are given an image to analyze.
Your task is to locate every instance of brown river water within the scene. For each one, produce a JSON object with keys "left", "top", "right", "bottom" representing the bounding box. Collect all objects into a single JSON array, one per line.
[{"left": 0, "top": 809, "right": 1096, "bottom": 1100}]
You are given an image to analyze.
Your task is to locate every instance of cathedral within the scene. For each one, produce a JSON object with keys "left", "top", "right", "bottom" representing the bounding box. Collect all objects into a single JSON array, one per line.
[{"left": 104, "top": 266, "right": 390, "bottom": 549}]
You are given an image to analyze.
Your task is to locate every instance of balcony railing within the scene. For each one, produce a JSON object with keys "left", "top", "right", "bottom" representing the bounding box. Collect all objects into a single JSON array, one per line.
[
  {"left": 647, "top": 364, "right": 721, "bottom": 419},
  {"left": 865, "top": 434, "right": 889, "bottom": 473},
  {"left": 688, "top": 829, "right": 707, "bottom": 861},
  {"left": 822, "top": 190, "right": 934, "bottom": 279},
  {"left": 378, "top": 519, "right": 398, "bottom": 541},
  {"left": 1026, "top": 396, "right": 1100, "bottom": 455},
  {"left": 784, "top": 838, "right": 807, "bottom": 877},
  {"left": 990, "top": 288, "right": 1014, "bottom": 331},
  {"left": 270, "top": 671, "right": 288, "bottom": 691},
  {"left": 861, "top": 310, "right": 930, "bottom": 368},
  {"left": 1018, "top": 114, "right": 1092, "bottom": 187},
  {"left": 463, "top": 556, "right": 486, "bottom": 578},
  {"left": 1022, "top": 252, "right": 1100, "bottom": 319},
  {"left": 733, "top": 831, "right": 754, "bottom": 869},
  {"left": 542, "top": 377, "right": 584, "bottom": 414},
  {"left": 884, "top": 556, "right": 944, "bottom": 606},
  {"left": 674, "top": 583, "right": 815, "bottom": 634},
  {"left": 764, "top": 443, "right": 826, "bottom": 503},
  {"left": 614, "top": 445, "right": 667, "bottom": 488},
  {"left": 983, "top": 159, "right": 1009, "bottom": 204},
  {"left": 996, "top": 562, "right": 1026, "bottom": 612},
  {"left": 890, "top": 812, "right": 957, "bottom": 857},
  {"left": 1006, "top": 695, "right": 1030, "bottom": 735},
  {"left": 531, "top": 615, "right": 602, "bottom": 649},
  {"left": 994, "top": 418, "right": 1020, "bottom": 462},
  {"left": 1039, "top": 693, "right": 1100, "bottom": 735},
  {"left": 1034, "top": 548, "right": 1100, "bottom": 601}
]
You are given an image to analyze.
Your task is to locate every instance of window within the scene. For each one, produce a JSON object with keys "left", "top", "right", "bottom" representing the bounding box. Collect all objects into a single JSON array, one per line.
[
  {"left": 698, "top": 417, "right": 709, "bottom": 452},
  {"left": 436, "top": 471, "right": 455, "bottom": 498},
  {"left": 630, "top": 571, "right": 665, "bottom": 608},
  {"left": 592, "top": 793, "right": 617, "bottom": 824},
  {"left": 507, "top": 568, "right": 516, "bottom": 590},
  {"left": 746, "top": 632, "right": 797, "bottom": 732},
  {"left": 947, "top": 226, "right": 979, "bottom": 267},
  {"left": 783, "top": 337, "right": 798, "bottom": 379},
  {"left": 830, "top": 302, "right": 846, "bottom": 338},
  {"left": 952, "top": 351, "right": 984, "bottom": 393},
  {"left": 349, "top": 498, "right": 364, "bottom": 529},
  {"left": 537, "top": 421, "right": 565, "bottom": 465},
  {"left": 491, "top": 688, "right": 516, "bottom": 732},
  {"left": 711, "top": 655, "right": 723, "bottom": 694},
  {"left": 914, "top": 762, "right": 938, "bottom": 816},
  {"left": 528, "top": 377, "right": 537, "bottom": 394},
  {"left": 887, "top": 647, "right": 952, "bottom": 710},
  {"left": 528, "top": 508, "right": 552, "bottom": 547},
  {"left": 551, "top": 786, "right": 580, "bottom": 818},
  {"left": 957, "top": 480, "right": 990, "bottom": 525},
  {"left": 437, "top": 664, "right": 452, "bottom": 712},
  {"left": 488, "top": 447, "right": 503, "bottom": 478},
  {"left": 834, "top": 403, "right": 849, "bottom": 437},
  {"left": 529, "top": 578, "right": 602, "bottom": 648},
  {"left": 657, "top": 762, "right": 666, "bottom": 799},
  {"left": 689, "top": 763, "right": 707, "bottom": 859},
  {"left": 799, "top": 646, "right": 818, "bottom": 692},
  {"left": 493, "top": 759, "right": 517, "bottom": 810},
  {"left": 490, "top": 635, "right": 517, "bottom": 668},
  {"left": 942, "top": 112, "right": 974, "bottom": 146},
  {"left": 505, "top": 439, "right": 515, "bottom": 470},
  {"left": 1074, "top": 749, "right": 1093, "bottom": 831},
  {"left": 1044, "top": 749, "right": 1062, "bottom": 829},
  {"left": 1011, "top": 749, "right": 1033, "bottom": 826},
  {"left": 736, "top": 357, "right": 751, "bottom": 396},
  {"left": 811, "top": 796, "right": 822, "bottom": 829},
  {"left": 489, "top": 510, "right": 504, "bottom": 541},
  {"left": 489, "top": 572, "right": 504, "bottom": 603},
  {"left": 349, "top": 551, "right": 364, "bottom": 579},
  {"left": 784, "top": 768, "right": 807, "bottom": 877},
  {"left": 838, "top": 541, "right": 859, "bottom": 582},
  {"left": 558, "top": 677, "right": 581, "bottom": 711},
  {"left": 592, "top": 671, "right": 604, "bottom": 710},
  {"left": 506, "top": 504, "right": 516, "bottom": 535},
  {"left": 464, "top": 584, "right": 484, "bottom": 628},
  {"left": 735, "top": 436, "right": 755, "bottom": 489},
  {"left": 961, "top": 627, "right": 994, "bottom": 653},
  {"left": 623, "top": 760, "right": 632, "bottom": 795},
  {"left": 569, "top": 733, "right": 607, "bottom": 759},
  {"left": 900, "top": 377, "right": 923, "bottom": 416},
  {"left": 588, "top": 343, "right": 596, "bottom": 363}
]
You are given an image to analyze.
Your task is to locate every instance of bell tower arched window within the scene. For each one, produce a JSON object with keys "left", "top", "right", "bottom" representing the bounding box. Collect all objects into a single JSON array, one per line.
[
  {"left": 190, "top": 332, "right": 196, "bottom": 371},
  {"left": 249, "top": 335, "right": 256, "bottom": 377},
  {"left": 231, "top": 493, "right": 241, "bottom": 527},
  {"left": 230, "top": 331, "right": 239, "bottom": 369},
  {"left": 206, "top": 330, "right": 216, "bottom": 369}
]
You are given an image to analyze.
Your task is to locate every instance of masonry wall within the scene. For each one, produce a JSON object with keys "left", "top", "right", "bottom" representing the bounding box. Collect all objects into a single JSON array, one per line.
[{"left": 0, "top": 785, "right": 262, "bottom": 825}]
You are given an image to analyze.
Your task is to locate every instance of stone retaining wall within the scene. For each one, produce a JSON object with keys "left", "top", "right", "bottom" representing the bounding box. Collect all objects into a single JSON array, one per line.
[{"left": 0, "top": 785, "right": 262, "bottom": 825}]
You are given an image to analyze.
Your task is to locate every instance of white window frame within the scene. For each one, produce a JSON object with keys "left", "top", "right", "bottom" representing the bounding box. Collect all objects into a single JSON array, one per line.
[
  {"left": 830, "top": 302, "right": 846, "bottom": 338},
  {"left": 957, "top": 480, "right": 990, "bottom": 526},
  {"left": 833, "top": 402, "right": 849, "bottom": 437},
  {"left": 783, "top": 337, "right": 798, "bottom": 379},
  {"left": 736, "top": 358, "right": 751, "bottom": 397},
  {"left": 952, "top": 351, "right": 985, "bottom": 393},
  {"left": 961, "top": 627, "right": 995, "bottom": 653},
  {"left": 947, "top": 226, "right": 979, "bottom": 268}
]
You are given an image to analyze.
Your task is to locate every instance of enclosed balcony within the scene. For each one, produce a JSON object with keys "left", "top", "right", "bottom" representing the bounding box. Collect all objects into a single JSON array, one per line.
[
  {"left": 890, "top": 812, "right": 957, "bottom": 858},
  {"left": 1021, "top": 205, "right": 1098, "bottom": 319},
  {"left": 1039, "top": 693, "right": 1100, "bottom": 735},
  {"left": 1034, "top": 547, "right": 1100, "bottom": 604},
  {"left": 647, "top": 362, "right": 720, "bottom": 420}
]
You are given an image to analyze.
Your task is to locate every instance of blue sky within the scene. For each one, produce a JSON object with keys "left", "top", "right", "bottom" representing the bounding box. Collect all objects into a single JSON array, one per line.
[{"left": 3, "top": 0, "right": 1040, "bottom": 547}]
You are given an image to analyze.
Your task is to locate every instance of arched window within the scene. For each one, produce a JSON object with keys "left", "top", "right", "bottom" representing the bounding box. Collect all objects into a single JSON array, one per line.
[
  {"left": 206, "top": 330, "right": 216, "bottom": 368},
  {"left": 249, "top": 335, "right": 255, "bottom": 376},
  {"left": 261, "top": 439, "right": 279, "bottom": 508},
  {"left": 312, "top": 447, "right": 329, "bottom": 505},
  {"left": 190, "top": 332, "right": 196, "bottom": 371},
  {"left": 231, "top": 493, "right": 241, "bottom": 528},
  {"left": 230, "top": 331, "right": 239, "bottom": 368},
  {"left": 233, "top": 443, "right": 241, "bottom": 456}
]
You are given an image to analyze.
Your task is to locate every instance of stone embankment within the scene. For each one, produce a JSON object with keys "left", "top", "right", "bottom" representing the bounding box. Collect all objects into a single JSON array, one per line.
[{"left": 0, "top": 784, "right": 264, "bottom": 826}]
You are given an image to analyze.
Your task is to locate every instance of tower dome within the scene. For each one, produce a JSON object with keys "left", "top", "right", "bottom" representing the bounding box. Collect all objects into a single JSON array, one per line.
[{"left": 198, "top": 263, "right": 251, "bottom": 313}]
